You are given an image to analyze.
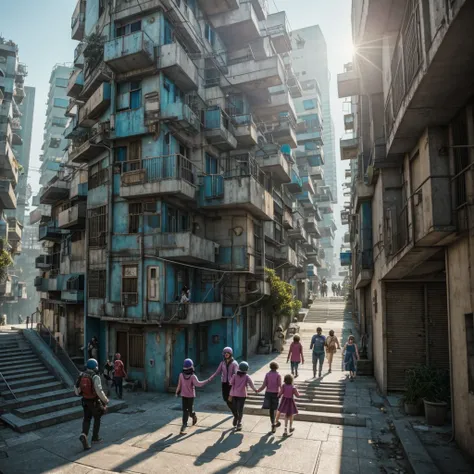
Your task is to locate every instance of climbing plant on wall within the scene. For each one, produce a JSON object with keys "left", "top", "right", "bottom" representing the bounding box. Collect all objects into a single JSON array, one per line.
[
  {"left": 0, "top": 243, "right": 13, "bottom": 283},
  {"left": 264, "top": 268, "right": 302, "bottom": 317}
]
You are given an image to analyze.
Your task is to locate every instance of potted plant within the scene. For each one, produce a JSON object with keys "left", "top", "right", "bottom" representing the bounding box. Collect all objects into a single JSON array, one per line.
[
  {"left": 423, "top": 367, "right": 450, "bottom": 426},
  {"left": 403, "top": 366, "right": 425, "bottom": 415}
]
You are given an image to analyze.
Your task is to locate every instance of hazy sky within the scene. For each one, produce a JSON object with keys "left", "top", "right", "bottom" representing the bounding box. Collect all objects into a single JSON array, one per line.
[{"left": 1, "top": 0, "right": 352, "bottom": 256}]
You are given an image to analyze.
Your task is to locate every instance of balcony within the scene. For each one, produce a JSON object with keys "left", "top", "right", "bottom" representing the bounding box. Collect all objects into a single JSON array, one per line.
[
  {"left": 285, "top": 168, "right": 302, "bottom": 193},
  {"left": 295, "top": 190, "right": 315, "bottom": 209},
  {"left": 58, "top": 202, "right": 87, "bottom": 229},
  {"left": 71, "top": 0, "right": 86, "bottom": 40},
  {"left": 69, "top": 130, "right": 108, "bottom": 163},
  {"left": 39, "top": 222, "right": 63, "bottom": 242},
  {"left": 120, "top": 154, "right": 196, "bottom": 201},
  {"left": 78, "top": 83, "right": 111, "bottom": 127},
  {"left": 354, "top": 180, "right": 375, "bottom": 211},
  {"left": 149, "top": 232, "right": 219, "bottom": 264},
  {"left": 0, "top": 279, "right": 12, "bottom": 297},
  {"left": 30, "top": 206, "right": 51, "bottom": 225},
  {"left": 276, "top": 245, "right": 298, "bottom": 267},
  {"left": 265, "top": 12, "right": 291, "bottom": 54},
  {"left": 263, "top": 117, "right": 298, "bottom": 148},
  {"left": 40, "top": 177, "right": 69, "bottom": 205},
  {"left": 7, "top": 217, "right": 21, "bottom": 242},
  {"left": 160, "top": 102, "right": 201, "bottom": 135},
  {"left": 256, "top": 146, "right": 291, "bottom": 183},
  {"left": 340, "top": 136, "right": 359, "bottom": 160},
  {"left": 104, "top": 31, "right": 155, "bottom": 74},
  {"left": 296, "top": 124, "right": 323, "bottom": 146},
  {"left": 344, "top": 113, "right": 355, "bottom": 131},
  {"left": 61, "top": 289, "right": 85, "bottom": 303},
  {"left": 0, "top": 180, "right": 16, "bottom": 209},
  {"left": 256, "top": 91, "right": 296, "bottom": 121},
  {"left": 81, "top": 62, "right": 112, "bottom": 99},
  {"left": 295, "top": 147, "right": 324, "bottom": 167},
  {"left": 67, "top": 69, "right": 84, "bottom": 99},
  {"left": 34, "top": 277, "right": 58, "bottom": 293},
  {"left": 340, "top": 251, "right": 352, "bottom": 267},
  {"left": 283, "top": 207, "right": 293, "bottom": 229},
  {"left": 199, "top": 174, "right": 273, "bottom": 221},
  {"left": 160, "top": 43, "right": 198, "bottom": 92},
  {"left": 35, "top": 255, "right": 52, "bottom": 270},
  {"left": 197, "top": 0, "right": 238, "bottom": 15},
  {"left": 341, "top": 210, "right": 349, "bottom": 226},
  {"left": 223, "top": 55, "right": 285, "bottom": 91},
  {"left": 163, "top": 302, "right": 223, "bottom": 325},
  {"left": 306, "top": 250, "right": 322, "bottom": 267},
  {"left": 304, "top": 215, "right": 321, "bottom": 237},
  {"left": 337, "top": 65, "right": 361, "bottom": 98},
  {"left": 287, "top": 225, "right": 307, "bottom": 242},
  {"left": 355, "top": 250, "right": 373, "bottom": 289},
  {"left": 212, "top": 2, "right": 261, "bottom": 49},
  {"left": 0, "top": 141, "right": 19, "bottom": 185},
  {"left": 232, "top": 114, "right": 258, "bottom": 146},
  {"left": 204, "top": 107, "right": 237, "bottom": 150}
]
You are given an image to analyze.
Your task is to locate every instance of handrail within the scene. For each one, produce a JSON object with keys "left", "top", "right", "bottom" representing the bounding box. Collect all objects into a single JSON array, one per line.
[
  {"left": 36, "top": 323, "right": 79, "bottom": 380},
  {"left": 0, "top": 369, "right": 17, "bottom": 401}
]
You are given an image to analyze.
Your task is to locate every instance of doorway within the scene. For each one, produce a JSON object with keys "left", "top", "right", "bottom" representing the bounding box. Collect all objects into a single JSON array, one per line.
[
  {"left": 197, "top": 325, "right": 208, "bottom": 369},
  {"left": 116, "top": 331, "right": 128, "bottom": 370}
]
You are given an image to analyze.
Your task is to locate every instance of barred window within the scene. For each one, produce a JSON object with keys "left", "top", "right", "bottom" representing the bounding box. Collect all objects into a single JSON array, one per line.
[
  {"left": 129, "top": 203, "right": 142, "bottom": 234},
  {"left": 129, "top": 333, "right": 144, "bottom": 368},
  {"left": 88, "top": 206, "right": 107, "bottom": 248},
  {"left": 122, "top": 265, "right": 138, "bottom": 306},
  {"left": 89, "top": 160, "right": 108, "bottom": 190},
  {"left": 89, "top": 270, "right": 106, "bottom": 298}
]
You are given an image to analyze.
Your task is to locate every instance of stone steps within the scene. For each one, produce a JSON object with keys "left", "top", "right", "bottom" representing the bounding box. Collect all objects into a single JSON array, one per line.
[
  {"left": 0, "top": 363, "right": 45, "bottom": 377},
  {"left": 244, "top": 397, "right": 344, "bottom": 414},
  {"left": 0, "top": 348, "right": 33, "bottom": 357},
  {"left": 1, "top": 388, "right": 78, "bottom": 410},
  {"left": 0, "top": 355, "right": 39, "bottom": 369},
  {"left": 2, "top": 381, "right": 65, "bottom": 399},
  {"left": 246, "top": 393, "right": 344, "bottom": 404},
  {"left": 0, "top": 368, "right": 50, "bottom": 381},
  {"left": 13, "top": 396, "right": 82, "bottom": 418},
  {"left": 2, "top": 375, "right": 57, "bottom": 390},
  {"left": 1, "top": 399, "right": 127, "bottom": 433}
]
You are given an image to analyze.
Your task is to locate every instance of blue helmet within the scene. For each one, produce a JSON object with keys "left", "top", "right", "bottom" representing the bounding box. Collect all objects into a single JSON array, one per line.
[
  {"left": 86, "top": 358, "right": 98, "bottom": 371},
  {"left": 239, "top": 361, "right": 249, "bottom": 372},
  {"left": 183, "top": 358, "right": 194, "bottom": 369}
]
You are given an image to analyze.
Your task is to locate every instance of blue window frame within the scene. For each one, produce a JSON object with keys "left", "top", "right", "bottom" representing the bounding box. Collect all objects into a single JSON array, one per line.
[
  {"left": 164, "top": 19, "right": 174, "bottom": 45},
  {"left": 303, "top": 99, "right": 316, "bottom": 110},
  {"left": 117, "top": 81, "right": 142, "bottom": 111},
  {"left": 205, "top": 23, "right": 215, "bottom": 47},
  {"left": 205, "top": 153, "right": 218, "bottom": 174},
  {"left": 116, "top": 20, "right": 141, "bottom": 38}
]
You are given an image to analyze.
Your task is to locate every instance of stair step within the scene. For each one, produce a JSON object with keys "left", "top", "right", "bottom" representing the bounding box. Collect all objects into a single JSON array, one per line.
[
  {"left": 1, "top": 399, "right": 127, "bottom": 433},
  {"left": 2, "top": 381, "right": 64, "bottom": 399},
  {"left": 1, "top": 388, "right": 77, "bottom": 410},
  {"left": 13, "top": 396, "right": 81, "bottom": 418},
  {"left": 0, "top": 363, "right": 45, "bottom": 376},
  {"left": 2, "top": 375, "right": 56, "bottom": 390},
  {"left": 245, "top": 399, "right": 344, "bottom": 414},
  {"left": 244, "top": 406, "right": 366, "bottom": 427},
  {"left": 0, "top": 368, "right": 49, "bottom": 381},
  {"left": 246, "top": 394, "right": 343, "bottom": 404},
  {"left": 0, "top": 354, "right": 36, "bottom": 365},
  {"left": 0, "top": 356, "right": 38, "bottom": 368},
  {"left": 0, "top": 349, "right": 33, "bottom": 357}
]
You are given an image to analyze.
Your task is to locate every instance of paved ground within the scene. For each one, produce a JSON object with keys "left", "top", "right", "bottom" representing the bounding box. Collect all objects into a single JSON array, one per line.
[{"left": 0, "top": 299, "right": 406, "bottom": 474}]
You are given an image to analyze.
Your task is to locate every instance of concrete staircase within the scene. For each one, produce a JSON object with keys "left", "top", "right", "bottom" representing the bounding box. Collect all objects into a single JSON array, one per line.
[{"left": 0, "top": 331, "right": 126, "bottom": 433}]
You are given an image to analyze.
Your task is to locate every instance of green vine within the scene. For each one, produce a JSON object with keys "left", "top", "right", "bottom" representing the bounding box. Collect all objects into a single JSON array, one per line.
[
  {"left": 0, "top": 245, "right": 13, "bottom": 283},
  {"left": 264, "top": 268, "right": 302, "bottom": 318},
  {"left": 83, "top": 33, "right": 106, "bottom": 69}
]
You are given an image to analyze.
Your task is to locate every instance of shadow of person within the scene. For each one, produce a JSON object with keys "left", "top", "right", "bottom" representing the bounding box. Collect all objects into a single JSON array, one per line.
[{"left": 194, "top": 429, "right": 243, "bottom": 466}]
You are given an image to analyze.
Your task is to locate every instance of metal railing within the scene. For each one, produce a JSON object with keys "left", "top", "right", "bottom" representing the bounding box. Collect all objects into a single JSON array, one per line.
[
  {"left": 37, "top": 323, "right": 79, "bottom": 381},
  {"left": 0, "top": 369, "right": 17, "bottom": 400},
  {"left": 121, "top": 154, "right": 196, "bottom": 186}
]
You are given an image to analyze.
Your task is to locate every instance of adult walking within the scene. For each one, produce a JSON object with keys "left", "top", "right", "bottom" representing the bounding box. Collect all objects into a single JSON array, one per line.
[
  {"left": 75, "top": 359, "right": 109, "bottom": 450},
  {"left": 310, "top": 327, "right": 326, "bottom": 378},
  {"left": 210, "top": 346, "right": 239, "bottom": 414},
  {"left": 113, "top": 353, "right": 127, "bottom": 399},
  {"left": 325, "top": 329, "right": 341, "bottom": 373},
  {"left": 343, "top": 335, "right": 360, "bottom": 381}
]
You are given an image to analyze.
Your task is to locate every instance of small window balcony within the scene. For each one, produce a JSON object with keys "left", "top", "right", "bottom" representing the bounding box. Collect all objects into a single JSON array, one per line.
[
  {"left": 265, "top": 12, "right": 291, "bottom": 54},
  {"left": 160, "top": 42, "right": 199, "bottom": 92},
  {"left": 160, "top": 102, "right": 201, "bottom": 135},
  {"left": 38, "top": 222, "right": 63, "bottom": 242},
  {"left": 337, "top": 63, "right": 361, "bottom": 98},
  {"left": 340, "top": 136, "right": 359, "bottom": 160},
  {"left": 232, "top": 114, "right": 258, "bottom": 147},
  {"left": 35, "top": 255, "right": 52, "bottom": 270},
  {"left": 71, "top": 0, "right": 86, "bottom": 41},
  {"left": 78, "top": 83, "right": 111, "bottom": 128},
  {"left": 163, "top": 302, "right": 223, "bottom": 325},
  {"left": 67, "top": 69, "right": 84, "bottom": 99},
  {"left": 58, "top": 202, "right": 87, "bottom": 230},
  {"left": 0, "top": 180, "right": 16, "bottom": 210},
  {"left": 0, "top": 140, "right": 19, "bottom": 185},
  {"left": 40, "top": 176, "right": 69, "bottom": 205},
  {"left": 256, "top": 144, "right": 291, "bottom": 184},
  {"left": 7, "top": 217, "right": 22, "bottom": 242},
  {"left": 104, "top": 31, "right": 155, "bottom": 74},
  {"left": 204, "top": 107, "right": 237, "bottom": 151}
]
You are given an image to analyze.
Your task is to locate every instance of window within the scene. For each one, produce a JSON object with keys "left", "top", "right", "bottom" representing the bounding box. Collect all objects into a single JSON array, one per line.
[
  {"left": 89, "top": 270, "right": 106, "bottom": 298},
  {"left": 49, "top": 138, "right": 61, "bottom": 148},
  {"left": 99, "top": 0, "right": 106, "bottom": 17},
  {"left": 122, "top": 265, "right": 138, "bottom": 306},
  {"left": 88, "top": 205, "right": 107, "bottom": 248},
  {"left": 147, "top": 266, "right": 160, "bottom": 301},
  {"left": 129, "top": 202, "right": 142, "bottom": 233},
  {"left": 303, "top": 99, "right": 316, "bottom": 110},
  {"left": 254, "top": 221, "right": 263, "bottom": 267},
  {"left": 205, "top": 153, "right": 218, "bottom": 174},
  {"left": 115, "top": 141, "right": 141, "bottom": 165},
  {"left": 116, "top": 20, "right": 142, "bottom": 38},
  {"left": 164, "top": 20, "right": 174, "bottom": 45},
  {"left": 166, "top": 206, "right": 189, "bottom": 232},
  {"left": 53, "top": 98, "right": 69, "bottom": 108},
  {"left": 117, "top": 81, "right": 142, "bottom": 111},
  {"left": 52, "top": 116, "right": 68, "bottom": 127},
  {"left": 129, "top": 333, "right": 144, "bottom": 368},
  {"left": 205, "top": 23, "right": 216, "bottom": 47},
  {"left": 55, "top": 77, "right": 68, "bottom": 88},
  {"left": 89, "top": 160, "right": 108, "bottom": 190}
]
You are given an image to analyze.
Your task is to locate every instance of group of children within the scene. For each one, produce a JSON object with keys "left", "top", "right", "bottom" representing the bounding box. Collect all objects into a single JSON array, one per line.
[{"left": 175, "top": 346, "right": 300, "bottom": 436}]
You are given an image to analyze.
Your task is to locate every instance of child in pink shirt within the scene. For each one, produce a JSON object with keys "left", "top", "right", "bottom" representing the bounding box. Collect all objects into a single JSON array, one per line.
[
  {"left": 175, "top": 358, "right": 212, "bottom": 434},
  {"left": 274, "top": 374, "right": 300, "bottom": 436},
  {"left": 257, "top": 361, "right": 282, "bottom": 433},
  {"left": 287, "top": 334, "right": 304, "bottom": 378},
  {"left": 229, "top": 361, "right": 257, "bottom": 431}
]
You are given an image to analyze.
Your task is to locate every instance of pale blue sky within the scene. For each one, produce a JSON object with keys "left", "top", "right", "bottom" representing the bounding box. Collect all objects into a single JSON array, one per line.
[{"left": 1, "top": 0, "right": 352, "bottom": 255}]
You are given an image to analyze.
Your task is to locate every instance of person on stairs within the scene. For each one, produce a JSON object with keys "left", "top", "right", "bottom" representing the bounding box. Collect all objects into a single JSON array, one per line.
[
  {"left": 274, "top": 374, "right": 300, "bottom": 436},
  {"left": 75, "top": 358, "right": 109, "bottom": 451},
  {"left": 229, "top": 361, "right": 257, "bottom": 431},
  {"left": 325, "top": 330, "right": 341, "bottom": 373},
  {"left": 257, "top": 362, "right": 282, "bottom": 433},
  {"left": 210, "top": 347, "right": 239, "bottom": 416},
  {"left": 310, "top": 327, "right": 326, "bottom": 378},
  {"left": 287, "top": 334, "right": 304, "bottom": 378}
]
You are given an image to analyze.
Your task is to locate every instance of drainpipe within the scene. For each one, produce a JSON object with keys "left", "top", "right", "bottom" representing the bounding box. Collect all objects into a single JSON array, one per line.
[
  {"left": 141, "top": 215, "right": 147, "bottom": 322},
  {"left": 445, "top": 249, "right": 455, "bottom": 442},
  {"left": 84, "top": 209, "right": 89, "bottom": 365}
]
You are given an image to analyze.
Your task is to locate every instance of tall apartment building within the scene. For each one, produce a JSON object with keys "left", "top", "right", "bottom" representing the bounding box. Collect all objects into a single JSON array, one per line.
[
  {"left": 0, "top": 39, "right": 30, "bottom": 321},
  {"left": 31, "top": 64, "right": 87, "bottom": 359},
  {"left": 339, "top": 0, "right": 474, "bottom": 458},
  {"left": 291, "top": 26, "right": 337, "bottom": 277},
  {"left": 51, "top": 0, "right": 326, "bottom": 389}
]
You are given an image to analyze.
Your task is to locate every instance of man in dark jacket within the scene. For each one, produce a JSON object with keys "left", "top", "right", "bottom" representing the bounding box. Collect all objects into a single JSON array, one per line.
[{"left": 75, "top": 358, "right": 109, "bottom": 450}]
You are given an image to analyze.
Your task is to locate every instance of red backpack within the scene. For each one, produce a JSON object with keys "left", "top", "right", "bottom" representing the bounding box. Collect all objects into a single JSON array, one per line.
[{"left": 79, "top": 374, "right": 96, "bottom": 399}]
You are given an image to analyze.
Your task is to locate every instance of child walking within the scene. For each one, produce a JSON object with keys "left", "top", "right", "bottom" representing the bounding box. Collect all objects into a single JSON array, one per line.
[
  {"left": 175, "top": 358, "right": 212, "bottom": 434},
  {"left": 343, "top": 335, "right": 360, "bottom": 381},
  {"left": 287, "top": 334, "right": 304, "bottom": 378},
  {"left": 274, "top": 374, "right": 300, "bottom": 436},
  {"left": 229, "top": 361, "right": 257, "bottom": 431},
  {"left": 257, "top": 362, "right": 282, "bottom": 433}
]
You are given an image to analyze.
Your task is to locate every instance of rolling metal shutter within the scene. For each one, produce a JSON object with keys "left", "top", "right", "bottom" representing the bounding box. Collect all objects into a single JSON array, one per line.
[
  {"left": 386, "top": 283, "right": 426, "bottom": 391},
  {"left": 426, "top": 283, "right": 449, "bottom": 370}
]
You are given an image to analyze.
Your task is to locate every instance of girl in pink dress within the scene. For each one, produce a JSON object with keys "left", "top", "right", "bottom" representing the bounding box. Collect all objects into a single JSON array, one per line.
[
  {"left": 274, "top": 374, "right": 300, "bottom": 436},
  {"left": 287, "top": 334, "right": 304, "bottom": 378}
]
